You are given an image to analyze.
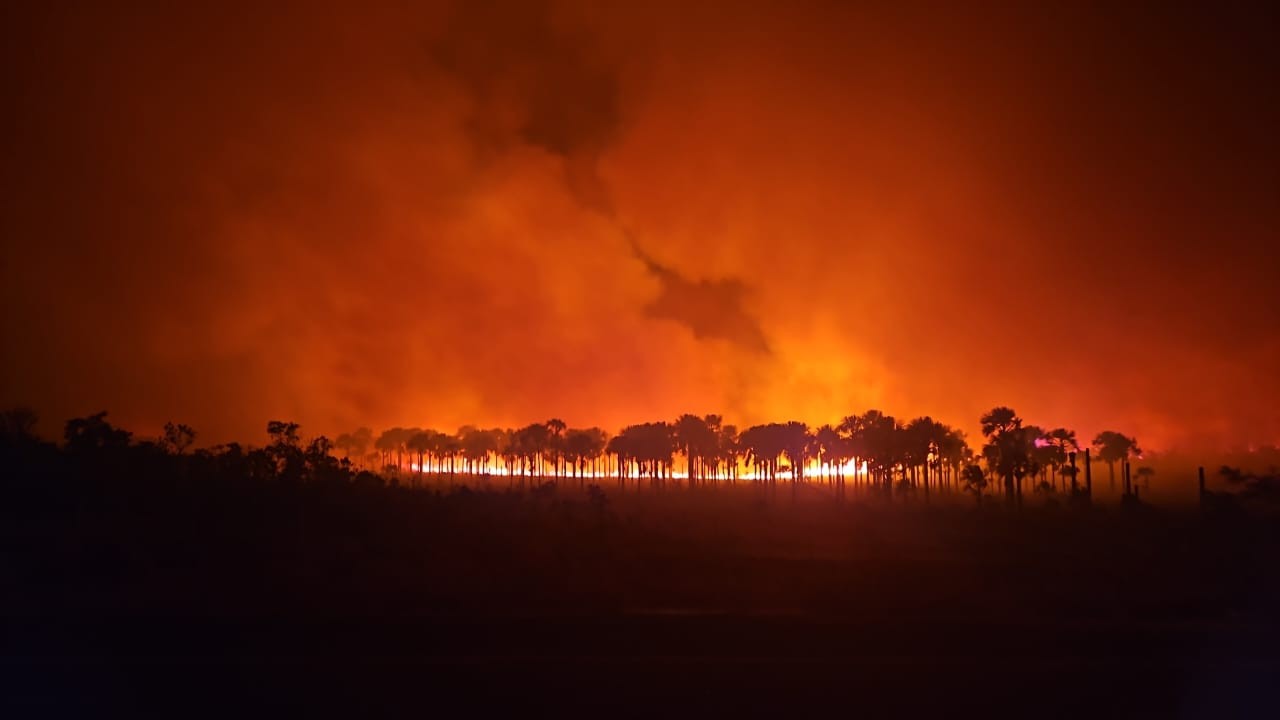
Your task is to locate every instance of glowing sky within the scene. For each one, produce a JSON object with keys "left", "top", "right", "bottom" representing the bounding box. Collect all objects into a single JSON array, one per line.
[{"left": 3, "top": 1, "right": 1278, "bottom": 450}]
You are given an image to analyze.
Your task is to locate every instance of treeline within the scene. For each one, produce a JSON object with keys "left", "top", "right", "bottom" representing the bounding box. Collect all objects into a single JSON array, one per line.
[
  {"left": 1, "top": 405, "right": 1151, "bottom": 503},
  {"left": 331, "top": 408, "right": 1146, "bottom": 503}
]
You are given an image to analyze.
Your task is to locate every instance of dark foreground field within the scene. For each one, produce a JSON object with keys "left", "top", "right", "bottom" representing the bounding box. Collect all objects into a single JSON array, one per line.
[{"left": 4, "top": 463, "right": 1279, "bottom": 717}]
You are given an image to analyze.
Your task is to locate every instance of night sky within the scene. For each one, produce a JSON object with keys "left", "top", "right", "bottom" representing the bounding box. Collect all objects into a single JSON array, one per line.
[{"left": 3, "top": 1, "right": 1277, "bottom": 450}]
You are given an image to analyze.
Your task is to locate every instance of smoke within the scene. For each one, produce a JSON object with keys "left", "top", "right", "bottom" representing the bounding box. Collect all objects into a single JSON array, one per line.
[
  {"left": 435, "top": 0, "right": 772, "bottom": 355},
  {"left": 2, "top": 1, "right": 1278, "bottom": 452}
]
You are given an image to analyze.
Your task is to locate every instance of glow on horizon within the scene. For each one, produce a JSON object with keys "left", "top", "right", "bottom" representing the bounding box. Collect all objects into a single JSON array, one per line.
[{"left": 395, "top": 457, "right": 872, "bottom": 482}]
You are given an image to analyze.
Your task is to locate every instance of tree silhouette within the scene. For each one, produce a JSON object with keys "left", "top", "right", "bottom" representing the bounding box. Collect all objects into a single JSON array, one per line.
[
  {"left": 673, "top": 414, "right": 714, "bottom": 485},
  {"left": 460, "top": 427, "right": 500, "bottom": 476},
  {"left": 1045, "top": 428, "right": 1079, "bottom": 491},
  {"left": 334, "top": 427, "right": 373, "bottom": 467},
  {"left": 843, "top": 410, "right": 901, "bottom": 492},
  {"left": 979, "top": 407, "right": 1038, "bottom": 504},
  {"left": 515, "top": 423, "right": 552, "bottom": 481},
  {"left": 717, "top": 423, "right": 741, "bottom": 483},
  {"left": 1092, "top": 431, "right": 1140, "bottom": 486},
  {"left": 162, "top": 422, "right": 196, "bottom": 455},
  {"left": 64, "top": 411, "right": 131, "bottom": 454},
  {"left": 740, "top": 424, "right": 785, "bottom": 484},
  {"left": 814, "top": 424, "right": 844, "bottom": 485},
  {"left": 375, "top": 427, "right": 409, "bottom": 472},
  {"left": 0, "top": 407, "right": 39, "bottom": 447},
  {"left": 961, "top": 463, "right": 988, "bottom": 504},
  {"left": 779, "top": 421, "right": 812, "bottom": 485},
  {"left": 406, "top": 431, "right": 431, "bottom": 481},
  {"left": 1134, "top": 465, "right": 1155, "bottom": 489},
  {"left": 267, "top": 420, "right": 300, "bottom": 448},
  {"left": 545, "top": 418, "right": 567, "bottom": 476},
  {"left": 563, "top": 427, "right": 604, "bottom": 484},
  {"left": 936, "top": 426, "right": 970, "bottom": 490}
]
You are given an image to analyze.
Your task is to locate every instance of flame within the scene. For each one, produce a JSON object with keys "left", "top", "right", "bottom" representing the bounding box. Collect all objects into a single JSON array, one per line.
[{"left": 395, "top": 457, "right": 871, "bottom": 482}]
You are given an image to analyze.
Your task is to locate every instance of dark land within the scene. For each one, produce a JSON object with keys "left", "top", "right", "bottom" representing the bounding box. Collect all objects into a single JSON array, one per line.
[{"left": 4, "top": 428, "right": 1280, "bottom": 717}]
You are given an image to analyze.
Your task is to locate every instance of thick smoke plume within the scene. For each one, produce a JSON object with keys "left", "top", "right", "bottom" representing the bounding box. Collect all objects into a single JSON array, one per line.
[{"left": 2, "top": 1, "right": 1278, "bottom": 452}]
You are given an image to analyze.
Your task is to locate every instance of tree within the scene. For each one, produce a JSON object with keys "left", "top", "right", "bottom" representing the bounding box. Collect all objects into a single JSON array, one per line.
[
  {"left": 162, "top": 422, "right": 196, "bottom": 455},
  {"left": 374, "top": 428, "right": 401, "bottom": 471},
  {"left": 0, "top": 407, "right": 39, "bottom": 447},
  {"left": 1092, "top": 431, "right": 1140, "bottom": 485},
  {"left": 979, "top": 407, "right": 1037, "bottom": 504},
  {"left": 406, "top": 431, "right": 432, "bottom": 478},
  {"left": 460, "top": 427, "right": 499, "bottom": 476},
  {"left": 717, "top": 424, "right": 741, "bottom": 482},
  {"left": 1023, "top": 425, "right": 1054, "bottom": 491},
  {"left": 374, "top": 427, "right": 416, "bottom": 472},
  {"left": 1134, "top": 465, "right": 1155, "bottom": 489},
  {"left": 545, "top": 418, "right": 567, "bottom": 476},
  {"left": 935, "top": 426, "right": 970, "bottom": 489},
  {"left": 779, "top": 421, "right": 812, "bottom": 484},
  {"left": 65, "top": 411, "right": 131, "bottom": 454},
  {"left": 264, "top": 420, "right": 305, "bottom": 482},
  {"left": 843, "top": 410, "right": 901, "bottom": 490},
  {"left": 961, "top": 463, "right": 988, "bottom": 504},
  {"left": 564, "top": 428, "right": 607, "bottom": 484},
  {"left": 514, "top": 423, "right": 552, "bottom": 481},
  {"left": 903, "top": 416, "right": 952, "bottom": 493},
  {"left": 740, "top": 424, "right": 788, "bottom": 484},
  {"left": 1045, "top": 428, "right": 1079, "bottom": 491},
  {"left": 609, "top": 422, "right": 673, "bottom": 486},
  {"left": 334, "top": 427, "right": 373, "bottom": 465},
  {"left": 814, "top": 424, "right": 844, "bottom": 483},
  {"left": 673, "top": 414, "right": 715, "bottom": 484},
  {"left": 266, "top": 420, "right": 300, "bottom": 448}
]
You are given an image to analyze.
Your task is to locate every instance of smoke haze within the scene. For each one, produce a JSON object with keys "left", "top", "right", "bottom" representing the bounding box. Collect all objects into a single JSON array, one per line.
[{"left": 3, "top": 1, "right": 1278, "bottom": 450}]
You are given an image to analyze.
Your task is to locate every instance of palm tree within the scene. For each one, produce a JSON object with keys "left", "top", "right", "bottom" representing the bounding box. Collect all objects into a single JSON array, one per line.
[
  {"left": 641, "top": 421, "right": 675, "bottom": 485},
  {"left": 607, "top": 431, "right": 633, "bottom": 487},
  {"left": 779, "top": 421, "right": 811, "bottom": 485},
  {"left": 405, "top": 431, "right": 431, "bottom": 483},
  {"left": 837, "top": 414, "right": 867, "bottom": 487},
  {"left": 554, "top": 427, "right": 605, "bottom": 485},
  {"left": 935, "top": 425, "right": 970, "bottom": 490},
  {"left": 374, "top": 427, "right": 416, "bottom": 472},
  {"left": 739, "top": 424, "right": 788, "bottom": 484},
  {"left": 496, "top": 428, "right": 519, "bottom": 481},
  {"left": 334, "top": 427, "right": 373, "bottom": 467},
  {"left": 1092, "top": 431, "right": 1140, "bottom": 487},
  {"left": 702, "top": 415, "right": 723, "bottom": 484},
  {"left": 848, "top": 410, "right": 900, "bottom": 492},
  {"left": 1023, "top": 425, "right": 1053, "bottom": 492},
  {"left": 961, "top": 463, "right": 988, "bottom": 504},
  {"left": 904, "top": 417, "right": 952, "bottom": 493},
  {"left": 374, "top": 428, "right": 398, "bottom": 471},
  {"left": 610, "top": 423, "right": 673, "bottom": 487},
  {"left": 545, "top": 418, "right": 567, "bottom": 476},
  {"left": 515, "top": 423, "right": 551, "bottom": 482},
  {"left": 585, "top": 427, "right": 608, "bottom": 478},
  {"left": 460, "top": 427, "right": 499, "bottom": 476},
  {"left": 814, "top": 424, "right": 843, "bottom": 485},
  {"left": 673, "top": 414, "right": 713, "bottom": 485},
  {"left": 1046, "top": 428, "right": 1079, "bottom": 491},
  {"left": 717, "top": 424, "right": 741, "bottom": 482},
  {"left": 979, "top": 407, "right": 1037, "bottom": 504},
  {"left": 442, "top": 433, "right": 462, "bottom": 479}
]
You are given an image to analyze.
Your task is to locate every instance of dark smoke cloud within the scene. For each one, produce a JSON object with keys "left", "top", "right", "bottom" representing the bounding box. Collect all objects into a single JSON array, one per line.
[
  {"left": 628, "top": 235, "right": 770, "bottom": 354},
  {"left": 1, "top": 0, "right": 1277, "bottom": 453},
  {"left": 434, "top": 0, "right": 771, "bottom": 355}
]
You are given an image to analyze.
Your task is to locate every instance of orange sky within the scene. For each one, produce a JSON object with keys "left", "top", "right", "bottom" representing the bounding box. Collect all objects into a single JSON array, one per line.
[{"left": 2, "top": 1, "right": 1278, "bottom": 451}]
